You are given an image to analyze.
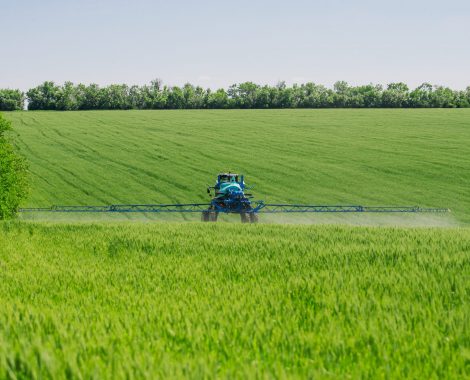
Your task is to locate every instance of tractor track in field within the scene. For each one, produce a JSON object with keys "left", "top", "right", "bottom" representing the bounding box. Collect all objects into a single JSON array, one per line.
[
  {"left": 6, "top": 109, "right": 470, "bottom": 224},
  {"left": 20, "top": 128, "right": 206, "bottom": 208}
]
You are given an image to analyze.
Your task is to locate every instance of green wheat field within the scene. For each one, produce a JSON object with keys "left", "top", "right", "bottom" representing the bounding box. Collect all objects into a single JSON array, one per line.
[
  {"left": 2, "top": 109, "right": 470, "bottom": 378},
  {"left": 7, "top": 109, "right": 470, "bottom": 223}
]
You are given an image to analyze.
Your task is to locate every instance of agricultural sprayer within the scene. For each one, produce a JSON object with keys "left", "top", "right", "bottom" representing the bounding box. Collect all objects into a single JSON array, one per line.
[{"left": 20, "top": 173, "right": 450, "bottom": 222}]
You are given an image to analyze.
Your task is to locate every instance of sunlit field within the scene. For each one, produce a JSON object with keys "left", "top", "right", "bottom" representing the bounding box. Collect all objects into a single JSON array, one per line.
[{"left": 1, "top": 222, "right": 469, "bottom": 378}]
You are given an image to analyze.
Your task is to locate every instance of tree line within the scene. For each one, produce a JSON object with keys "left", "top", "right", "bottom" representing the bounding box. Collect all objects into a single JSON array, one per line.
[{"left": 1, "top": 80, "right": 470, "bottom": 111}]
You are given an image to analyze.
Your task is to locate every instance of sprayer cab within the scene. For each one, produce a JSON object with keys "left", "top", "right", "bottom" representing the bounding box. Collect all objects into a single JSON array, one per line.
[
  {"left": 216, "top": 173, "right": 244, "bottom": 188},
  {"left": 207, "top": 173, "right": 246, "bottom": 197}
]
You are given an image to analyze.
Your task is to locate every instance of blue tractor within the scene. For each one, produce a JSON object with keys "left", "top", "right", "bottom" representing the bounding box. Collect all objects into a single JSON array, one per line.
[
  {"left": 19, "top": 172, "right": 450, "bottom": 221},
  {"left": 202, "top": 173, "right": 259, "bottom": 223}
]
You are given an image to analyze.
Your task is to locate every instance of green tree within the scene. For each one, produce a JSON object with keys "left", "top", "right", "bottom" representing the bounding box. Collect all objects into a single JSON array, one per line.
[
  {"left": 128, "top": 85, "right": 142, "bottom": 109},
  {"left": 77, "top": 84, "right": 105, "bottom": 110},
  {"left": 431, "top": 86, "right": 458, "bottom": 108},
  {"left": 409, "top": 83, "right": 433, "bottom": 107},
  {"left": 228, "top": 82, "right": 260, "bottom": 108},
  {"left": 167, "top": 86, "right": 185, "bottom": 109},
  {"left": 145, "top": 79, "right": 168, "bottom": 109},
  {"left": 351, "top": 84, "right": 383, "bottom": 108},
  {"left": 298, "top": 83, "right": 333, "bottom": 108},
  {"left": 333, "top": 81, "right": 351, "bottom": 107},
  {"left": 207, "top": 89, "right": 229, "bottom": 108},
  {"left": 27, "top": 81, "right": 61, "bottom": 110},
  {"left": 382, "top": 83, "right": 409, "bottom": 108},
  {"left": 272, "top": 82, "right": 294, "bottom": 108},
  {"left": 0, "top": 89, "right": 25, "bottom": 111},
  {"left": 57, "top": 81, "right": 79, "bottom": 110},
  {"left": 182, "top": 84, "right": 207, "bottom": 109},
  {"left": 102, "top": 84, "right": 131, "bottom": 110},
  {"left": 0, "top": 114, "right": 28, "bottom": 219}
]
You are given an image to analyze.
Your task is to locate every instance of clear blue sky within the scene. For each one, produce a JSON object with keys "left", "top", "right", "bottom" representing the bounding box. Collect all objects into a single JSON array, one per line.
[{"left": 2, "top": 0, "right": 469, "bottom": 90}]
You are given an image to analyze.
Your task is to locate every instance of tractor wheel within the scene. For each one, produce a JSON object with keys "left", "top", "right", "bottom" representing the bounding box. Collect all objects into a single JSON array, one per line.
[
  {"left": 209, "top": 212, "right": 218, "bottom": 222},
  {"left": 240, "top": 212, "right": 249, "bottom": 223},
  {"left": 249, "top": 213, "right": 259, "bottom": 223},
  {"left": 201, "top": 211, "right": 210, "bottom": 222}
]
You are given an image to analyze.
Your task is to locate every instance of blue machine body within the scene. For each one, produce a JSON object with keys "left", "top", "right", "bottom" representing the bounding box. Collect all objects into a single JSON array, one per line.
[{"left": 207, "top": 173, "right": 261, "bottom": 214}]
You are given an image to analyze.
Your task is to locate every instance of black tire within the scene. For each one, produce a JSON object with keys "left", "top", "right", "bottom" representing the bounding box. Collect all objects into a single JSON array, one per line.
[
  {"left": 202, "top": 211, "right": 210, "bottom": 222},
  {"left": 240, "top": 212, "right": 249, "bottom": 223},
  {"left": 249, "top": 213, "right": 258, "bottom": 223},
  {"left": 209, "top": 212, "right": 218, "bottom": 222}
]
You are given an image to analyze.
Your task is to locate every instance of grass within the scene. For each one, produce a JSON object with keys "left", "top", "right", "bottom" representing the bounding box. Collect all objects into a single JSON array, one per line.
[
  {"left": 5, "top": 109, "right": 470, "bottom": 224},
  {"left": 1, "top": 109, "right": 469, "bottom": 378},
  {"left": 0, "top": 222, "right": 469, "bottom": 378}
]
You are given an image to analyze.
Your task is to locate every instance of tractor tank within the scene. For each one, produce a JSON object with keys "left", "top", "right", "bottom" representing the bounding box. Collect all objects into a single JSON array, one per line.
[{"left": 215, "top": 182, "right": 244, "bottom": 198}]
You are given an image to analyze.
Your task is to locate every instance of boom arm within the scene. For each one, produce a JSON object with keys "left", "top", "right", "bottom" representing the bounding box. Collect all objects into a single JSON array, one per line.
[
  {"left": 20, "top": 203, "right": 212, "bottom": 213},
  {"left": 19, "top": 202, "right": 450, "bottom": 214},
  {"left": 260, "top": 204, "right": 450, "bottom": 213}
]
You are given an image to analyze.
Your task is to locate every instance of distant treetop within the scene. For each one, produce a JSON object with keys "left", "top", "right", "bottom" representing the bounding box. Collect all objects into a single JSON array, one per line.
[{"left": 1, "top": 80, "right": 470, "bottom": 111}]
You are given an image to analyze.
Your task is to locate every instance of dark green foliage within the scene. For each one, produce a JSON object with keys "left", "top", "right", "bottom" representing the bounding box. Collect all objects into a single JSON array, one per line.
[
  {"left": 14, "top": 80, "right": 470, "bottom": 110},
  {"left": 0, "top": 114, "right": 28, "bottom": 219},
  {"left": 0, "top": 89, "right": 24, "bottom": 111},
  {"left": 26, "top": 81, "right": 61, "bottom": 110}
]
